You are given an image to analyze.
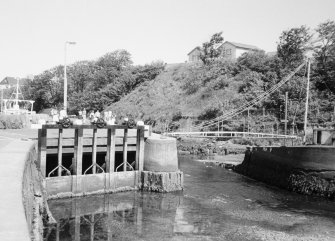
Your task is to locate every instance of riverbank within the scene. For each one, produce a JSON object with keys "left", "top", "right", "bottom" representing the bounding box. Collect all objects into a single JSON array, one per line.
[
  {"left": 177, "top": 137, "right": 248, "bottom": 155},
  {"left": 235, "top": 146, "right": 335, "bottom": 200}
]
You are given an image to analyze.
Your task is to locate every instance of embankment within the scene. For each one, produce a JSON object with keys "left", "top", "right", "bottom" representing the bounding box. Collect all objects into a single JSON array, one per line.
[
  {"left": 235, "top": 146, "right": 335, "bottom": 199},
  {"left": 177, "top": 137, "right": 247, "bottom": 156}
]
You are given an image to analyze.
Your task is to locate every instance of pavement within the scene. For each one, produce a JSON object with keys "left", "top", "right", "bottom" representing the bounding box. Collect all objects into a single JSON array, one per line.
[{"left": 0, "top": 139, "right": 34, "bottom": 241}]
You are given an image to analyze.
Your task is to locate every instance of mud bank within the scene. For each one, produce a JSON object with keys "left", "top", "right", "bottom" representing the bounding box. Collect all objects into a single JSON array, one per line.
[{"left": 235, "top": 146, "right": 335, "bottom": 199}]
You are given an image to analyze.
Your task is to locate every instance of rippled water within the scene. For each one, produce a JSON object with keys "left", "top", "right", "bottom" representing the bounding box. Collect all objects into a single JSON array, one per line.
[{"left": 44, "top": 155, "right": 335, "bottom": 241}]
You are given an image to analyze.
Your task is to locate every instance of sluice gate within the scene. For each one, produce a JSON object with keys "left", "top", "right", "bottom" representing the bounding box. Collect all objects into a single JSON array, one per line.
[
  {"left": 37, "top": 124, "right": 146, "bottom": 198},
  {"left": 37, "top": 124, "right": 183, "bottom": 198}
]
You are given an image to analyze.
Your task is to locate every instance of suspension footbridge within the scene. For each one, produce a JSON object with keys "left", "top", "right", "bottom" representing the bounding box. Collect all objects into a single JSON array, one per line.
[{"left": 166, "top": 60, "right": 310, "bottom": 141}]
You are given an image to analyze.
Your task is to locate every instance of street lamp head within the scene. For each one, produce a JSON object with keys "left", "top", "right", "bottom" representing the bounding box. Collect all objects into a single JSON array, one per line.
[{"left": 66, "top": 41, "right": 76, "bottom": 45}]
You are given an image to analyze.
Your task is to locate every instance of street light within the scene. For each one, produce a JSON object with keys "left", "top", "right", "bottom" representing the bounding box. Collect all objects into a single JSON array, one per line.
[{"left": 64, "top": 41, "right": 76, "bottom": 114}]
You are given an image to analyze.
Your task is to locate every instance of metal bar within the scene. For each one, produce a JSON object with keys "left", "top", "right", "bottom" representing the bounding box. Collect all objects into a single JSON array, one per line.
[
  {"left": 92, "top": 128, "right": 97, "bottom": 174},
  {"left": 123, "top": 128, "right": 128, "bottom": 171},
  {"left": 57, "top": 129, "right": 63, "bottom": 176}
]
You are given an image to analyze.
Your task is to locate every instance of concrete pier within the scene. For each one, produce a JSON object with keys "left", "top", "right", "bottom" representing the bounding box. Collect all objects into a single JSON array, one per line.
[{"left": 144, "top": 135, "right": 179, "bottom": 172}]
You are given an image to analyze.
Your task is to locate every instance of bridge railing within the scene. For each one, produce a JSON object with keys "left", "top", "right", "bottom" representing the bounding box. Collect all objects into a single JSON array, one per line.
[
  {"left": 37, "top": 124, "right": 145, "bottom": 178},
  {"left": 166, "top": 131, "right": 299, "bottom": 139}
]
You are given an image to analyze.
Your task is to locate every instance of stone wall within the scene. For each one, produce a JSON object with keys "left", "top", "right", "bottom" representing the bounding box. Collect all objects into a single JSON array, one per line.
[
  {"left": 235, "top": 146, "right": 335, "bottom": 199},
  {"left": 21, "top": 141, "right": 54, "bottom": 241},
  {"left": 141, "top": 171, "right": 184, "bottom": 192}
]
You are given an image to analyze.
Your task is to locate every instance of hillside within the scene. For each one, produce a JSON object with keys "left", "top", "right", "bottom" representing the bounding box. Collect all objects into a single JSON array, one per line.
[
  {"left": 107, "top": 50, "right": 335, "bottom": 135},
  {"left": 107, "top": 61, "right": 249, "bottom": 132}
]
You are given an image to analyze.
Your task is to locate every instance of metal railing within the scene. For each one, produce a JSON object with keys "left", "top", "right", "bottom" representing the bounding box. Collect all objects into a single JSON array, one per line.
[{"left": 166, "top": 131, "right": 299, "bottom": 139}]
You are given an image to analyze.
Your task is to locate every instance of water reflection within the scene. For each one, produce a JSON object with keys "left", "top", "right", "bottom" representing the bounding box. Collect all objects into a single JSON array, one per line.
[
  {"left": 45, "top": 192, "right": 190, "bottom": 241},
  {"left": 45, "top": 155, "right": 335, "bottom": 241}
]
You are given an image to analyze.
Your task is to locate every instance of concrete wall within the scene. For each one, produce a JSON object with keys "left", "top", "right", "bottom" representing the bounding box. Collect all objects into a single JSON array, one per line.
[
  {"left": 144, "top": 135, "right": 179, "bottom": 172},
  {"left": 45, "top": 134, "right": 184, "bottom": 198},
  {"left": 236, "top": 146, "right": 335, "bottom": 199},
  {"left": 188, "top": 49, "right": 201, "bottom": 62},
  {"left": 46, "top": 171, "right": 140, "bottom": 199},
  {"left": 313, "top": 129, "right": 335, "bottom": 145},
  {"left": 236, "top": 48, "right": 249, "bottom": 58}
]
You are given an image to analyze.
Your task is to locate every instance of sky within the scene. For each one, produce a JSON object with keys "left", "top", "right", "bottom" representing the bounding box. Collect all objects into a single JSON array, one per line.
[{"left": 0, "top": 0, "right": 334, "bottom": 80}]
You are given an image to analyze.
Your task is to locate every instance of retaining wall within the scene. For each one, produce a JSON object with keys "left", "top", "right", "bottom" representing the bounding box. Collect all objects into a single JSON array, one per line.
[{"left": 236, "top": 146, "right": 335, "bottom": 199}]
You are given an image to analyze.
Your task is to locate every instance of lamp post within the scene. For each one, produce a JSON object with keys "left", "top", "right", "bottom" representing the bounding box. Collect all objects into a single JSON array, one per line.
[{"left": 64, "top": 41, "right": 76, "bottom": 114}]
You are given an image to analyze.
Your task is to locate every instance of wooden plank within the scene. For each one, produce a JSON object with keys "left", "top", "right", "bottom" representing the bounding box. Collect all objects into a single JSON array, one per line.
[
  {"left": 123, "top": 128, "right": 128, "bottom": 171},
  {"left": 57, "top": 129, "right": 63, "bottom": 176},
  {"left": 38, "top": 128, "right": 47, "bottom": 177},
  {"left": 106, "top": 128, "right": 116, "bottom": 173},
  {"left": 92, "top": 129, "right": 97, "bottom": 174}
]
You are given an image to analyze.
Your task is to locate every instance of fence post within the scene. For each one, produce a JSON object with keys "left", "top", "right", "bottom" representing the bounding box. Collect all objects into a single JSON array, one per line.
[{"left": 38, "top": 128, "right": 47, "bottom": 178}]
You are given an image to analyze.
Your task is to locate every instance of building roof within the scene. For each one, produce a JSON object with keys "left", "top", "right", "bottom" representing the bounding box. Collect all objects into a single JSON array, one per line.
[
  {"left": 221, "top": 41, "right": 260, "bottom": 50},
  {"left": 187, "top": 46, "right": 201, "bottom": 55}
]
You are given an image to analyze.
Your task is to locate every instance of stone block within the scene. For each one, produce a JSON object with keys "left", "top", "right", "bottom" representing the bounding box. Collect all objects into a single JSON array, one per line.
[{"left": 141, "top": 171, "right": 183, "bottom": 192}]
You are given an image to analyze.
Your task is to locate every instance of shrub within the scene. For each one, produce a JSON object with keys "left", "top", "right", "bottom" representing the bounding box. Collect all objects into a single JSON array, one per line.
[{"left": 0, "top": 114, "right": 29, "bottom": 129}]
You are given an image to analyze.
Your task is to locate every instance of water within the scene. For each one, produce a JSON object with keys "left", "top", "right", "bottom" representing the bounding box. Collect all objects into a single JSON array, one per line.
[{"left": 44, "top": 155, "right": 335, "bottom": 241}]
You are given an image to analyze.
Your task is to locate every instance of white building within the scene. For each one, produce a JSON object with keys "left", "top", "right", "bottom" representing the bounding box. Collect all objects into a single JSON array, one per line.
[
  {"left": 187, "top": 41, "right": 260, "bottom": 62},
  {"left": 219, "top": 41, "right": 259, "bottom": 60}
]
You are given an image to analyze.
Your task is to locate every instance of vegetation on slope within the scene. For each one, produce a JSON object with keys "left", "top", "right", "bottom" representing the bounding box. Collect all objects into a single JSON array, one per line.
[
  {"left": 11, "top": 19, "right": 334, "bottom": 134},
  {"left": 110, "top": 20, "right": 335, "bottom": 133}
]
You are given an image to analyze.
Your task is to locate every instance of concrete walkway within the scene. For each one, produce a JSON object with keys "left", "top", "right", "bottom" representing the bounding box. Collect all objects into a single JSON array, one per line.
[{"left": 0, "top": 139, "right": 34, "bottom": 241}]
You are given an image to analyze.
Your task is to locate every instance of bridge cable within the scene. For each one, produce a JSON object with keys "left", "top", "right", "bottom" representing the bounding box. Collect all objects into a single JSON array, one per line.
[{"left": 191, "top": 62, "right": 306, "bottom": 130}]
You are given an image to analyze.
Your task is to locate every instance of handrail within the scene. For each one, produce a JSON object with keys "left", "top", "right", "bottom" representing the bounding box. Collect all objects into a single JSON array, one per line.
[{"left": 166, "top": 131, "right": 299, "bottom": 139}]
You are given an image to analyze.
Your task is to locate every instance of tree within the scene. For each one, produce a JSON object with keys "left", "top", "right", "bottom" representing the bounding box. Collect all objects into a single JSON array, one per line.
[
  {"left": 200, "top": 32, "right": 224, "bottom": 65},
  {"left": 68, "top": 61, "right": 95, "bottom": 93},
  {"left": 68, "top": 91, "right": 112, "bottom": 114},
  {"left": 27, "top": 66, "right": 64, "bottom": 112},
  {"left": 314, "top": 20, "right": 335, "bottom": 94},
  {"left": 277, "top": 26, "right": 312, "bottom": 67},
  {"left": 90, "top": 50, "right": 133, "bottom": 90}
]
